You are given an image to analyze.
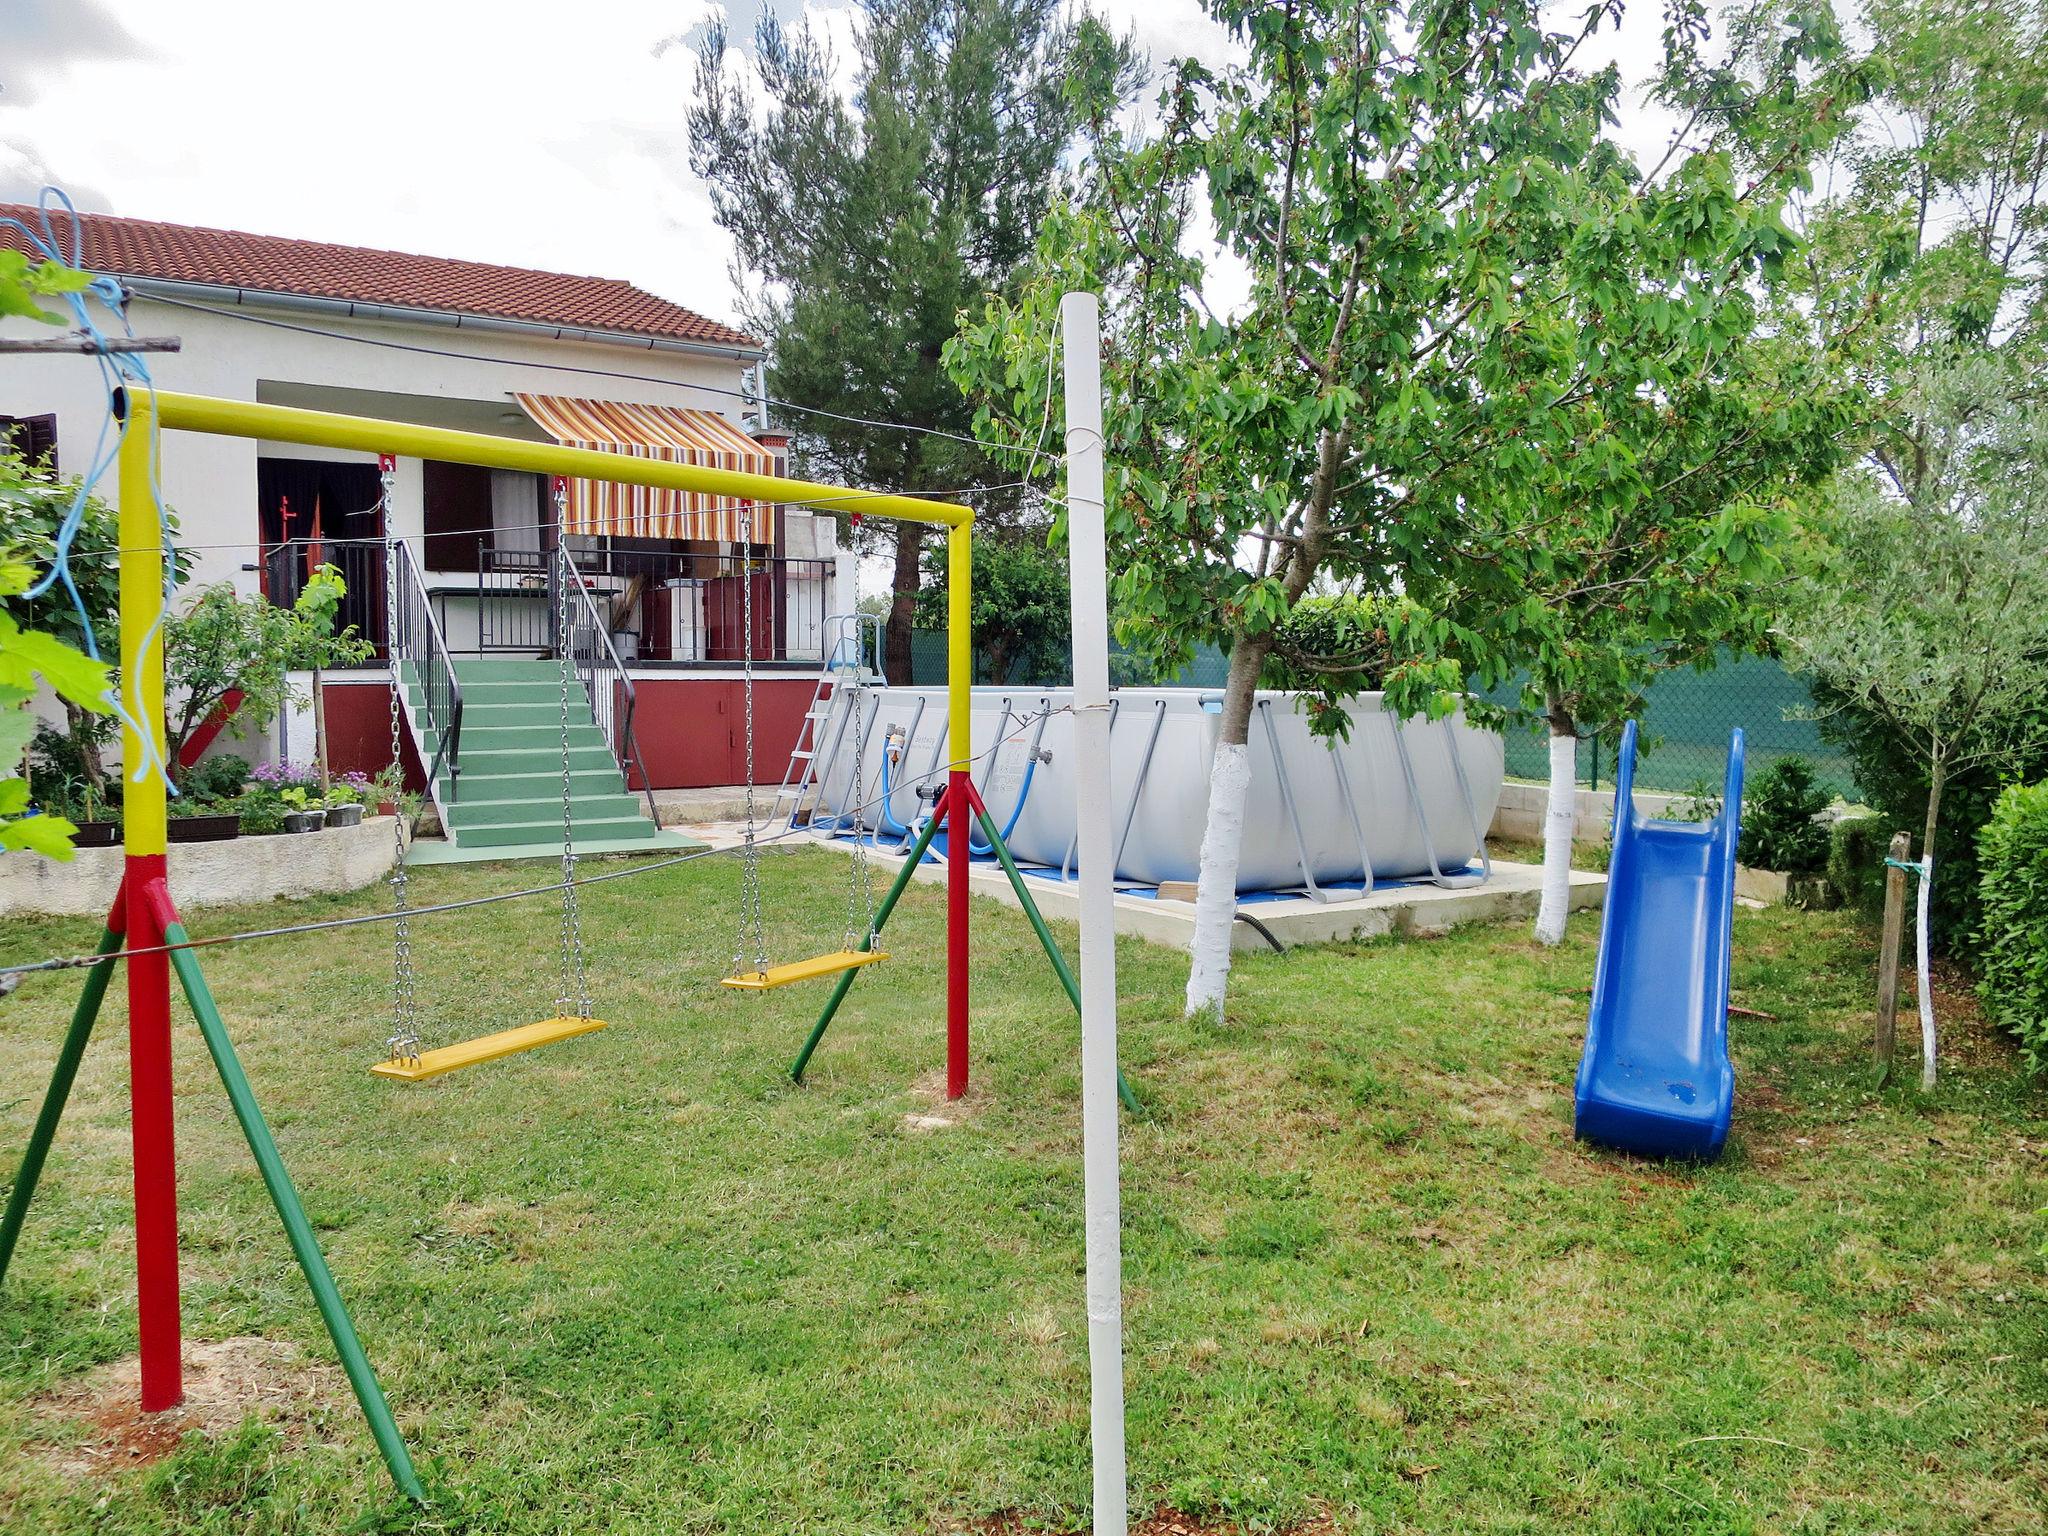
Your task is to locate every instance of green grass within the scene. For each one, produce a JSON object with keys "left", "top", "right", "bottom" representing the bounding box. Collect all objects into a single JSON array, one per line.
[{"left": 0, "top": 848, "right": 2043, "bottom": 1533}]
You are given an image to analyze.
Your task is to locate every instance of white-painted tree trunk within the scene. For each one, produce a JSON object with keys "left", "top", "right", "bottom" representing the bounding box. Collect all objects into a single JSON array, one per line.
[
  {"left": 1916, "top": 853, "right": 1937, "bottom": 1091},
  {"left": 1533, "top": 727, "right": 1578, "bottom": 946},
  {"left": 1184, "top": 740, "right": 1252, "bottom": 1017}
]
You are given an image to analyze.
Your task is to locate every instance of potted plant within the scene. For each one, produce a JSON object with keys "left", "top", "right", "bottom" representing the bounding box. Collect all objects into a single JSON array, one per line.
[
  {"left": 278, "top": 785, "right": 326, "bottom": 834},
  {"left": 370, "top": 764, "right": 404, "bottom": 818},
  {"left": 324, "top": 770, "right": 370, "bottom": 828},
  {"left": 237, "top": 783, "right": 285, "bottom": 837},
  {"left": 167, "top": 795, "right": 241, "bottom": 843}
]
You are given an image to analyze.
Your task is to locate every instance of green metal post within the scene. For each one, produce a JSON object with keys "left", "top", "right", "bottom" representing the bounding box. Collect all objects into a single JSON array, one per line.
[
  {"left": 971, "top": 804, "right": 1142, "bottom": 1115},
  {"left": 0, "top": 917, "right": 125, "bottom": 1288},
  {"left": 155, "top": 901, "right": 425, "bottom": 1504},
  {"left": 791, "top": 810, "right": 945, "bottom": 1083}
]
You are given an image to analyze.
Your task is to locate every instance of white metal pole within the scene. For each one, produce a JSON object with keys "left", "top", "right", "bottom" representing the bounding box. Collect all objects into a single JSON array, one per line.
[{"left": 1060, "top": 290, "right": 1127, "bottom": 1536}]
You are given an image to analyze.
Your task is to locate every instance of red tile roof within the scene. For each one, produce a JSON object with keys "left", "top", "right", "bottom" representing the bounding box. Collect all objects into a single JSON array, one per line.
[{"left": 0, "top": 203, "right": 760, "bottom": 351}]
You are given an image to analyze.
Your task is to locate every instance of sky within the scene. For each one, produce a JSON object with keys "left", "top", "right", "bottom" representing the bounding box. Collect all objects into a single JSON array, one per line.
[{"left": 0, "top": 0, "right": 1680, "bottom": 330}]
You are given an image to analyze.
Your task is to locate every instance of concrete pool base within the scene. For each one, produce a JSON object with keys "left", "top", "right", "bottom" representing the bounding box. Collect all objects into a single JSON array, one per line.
[{"left": 676, "top": 820, "right": 1606, "bottom": 952}]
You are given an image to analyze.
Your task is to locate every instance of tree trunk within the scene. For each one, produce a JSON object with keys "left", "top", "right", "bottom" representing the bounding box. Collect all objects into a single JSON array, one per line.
[
  {"left": 311, "top": 666, "right": 331, "bottom": 795},
  {"left": 1184, "top": 636, "right": 1270, "bottom": 1018},
  {"left": 1533, "top": 696, "right": 1579, "bottom": 947},
  {"left": 63, "top": 699, "right": 105, "bottom": 800},
  {"left": 884, "top": 521, "right": 926, "bottom": 683},
  {"left": 1916, "top": 754, "right": 1946, "bottom": 1090}
]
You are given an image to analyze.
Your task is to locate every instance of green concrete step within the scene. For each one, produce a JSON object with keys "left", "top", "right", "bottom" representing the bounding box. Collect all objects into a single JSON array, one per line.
[
  {"left": 415, "top": 700, "right": 594, "bottom": 727},
  {"left": 438, "top": 768, "right": 626, "bottom": 802},
  {"left": 454, "top": 658, "right": 566, "bottom": 682},
  {"left": 446, "top": 793, "right": 647, "bottom": 829},
  {"left": 456, "top": 814, "right": 661, "bottom": 849},
  {"left": 452, "top": 723, "right": 610, "bottom": 751},
  {"left": 447, "top": 745, "right": 622, "bottom": 775}
]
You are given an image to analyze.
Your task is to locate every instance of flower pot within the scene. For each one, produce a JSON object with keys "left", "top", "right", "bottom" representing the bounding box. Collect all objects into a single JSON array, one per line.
[
  {"left": 282, "top": 809, "right": 327, "bottom": 834},
  {"left": 376, "top": 799, "right": 398, "bottom": 818},
  {"left": 168, "top": 813, "right": 241, "bottom": 844},
  {"left": 70, "top": 820, "right": 121, "bottom": 848},
  {"left": 326, "top": 803, "right": 364, "bottom": 828}
]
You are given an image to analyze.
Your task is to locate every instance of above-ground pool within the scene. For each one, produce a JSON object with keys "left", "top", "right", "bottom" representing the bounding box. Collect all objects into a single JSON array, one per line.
[{"left": 805, "top": 687, "right": 1504, "bottom": 895}]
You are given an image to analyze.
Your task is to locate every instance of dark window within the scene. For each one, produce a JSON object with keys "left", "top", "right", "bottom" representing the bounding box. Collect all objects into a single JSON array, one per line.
[
  {"left": 0, "top": 413, "right": 57, "bottom": 471},
  {"left": 422, "top": 459, "right": 493, "bottom": 572}
]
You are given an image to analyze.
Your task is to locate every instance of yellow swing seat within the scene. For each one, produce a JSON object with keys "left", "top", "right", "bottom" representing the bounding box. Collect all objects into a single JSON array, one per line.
[
  {"left": 368, "top": 1015, "right": 609, "bottom": 1082},
  {"left": 721, "top": 949, "right": 889, "bottom": 991}
]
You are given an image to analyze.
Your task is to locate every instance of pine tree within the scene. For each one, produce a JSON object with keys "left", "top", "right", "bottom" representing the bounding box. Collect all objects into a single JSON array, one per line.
[{"left": 687, "top": 0, "right": 1111, "bottom": 678}]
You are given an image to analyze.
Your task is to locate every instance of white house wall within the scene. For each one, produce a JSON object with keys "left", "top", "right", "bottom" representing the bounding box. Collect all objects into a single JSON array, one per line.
[{"left": 0, "top": 295, "right": 768, "bottom": 594}]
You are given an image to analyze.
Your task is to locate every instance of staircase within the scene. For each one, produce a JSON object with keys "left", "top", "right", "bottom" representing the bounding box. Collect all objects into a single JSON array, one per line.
[{"left": 399, "top": 657, "right": 677, "bottom": 862}]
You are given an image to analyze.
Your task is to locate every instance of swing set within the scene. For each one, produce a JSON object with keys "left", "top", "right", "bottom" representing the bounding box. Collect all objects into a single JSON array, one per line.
[{"left": 0, "top": 381, "right": 1122, "bottom": 1503}]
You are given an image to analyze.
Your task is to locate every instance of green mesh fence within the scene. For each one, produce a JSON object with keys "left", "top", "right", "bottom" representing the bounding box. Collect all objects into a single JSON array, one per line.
[
  {"left": 1483, "top": 651, "right": 1858, "bottom": 798},
  {"left": 907, "top": 631, "right": 1856, "bottom": 800}
]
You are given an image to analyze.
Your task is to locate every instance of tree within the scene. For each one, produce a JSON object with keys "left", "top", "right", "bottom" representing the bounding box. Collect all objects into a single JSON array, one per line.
[
  {"left": 686, "top": 0, "right": 1112, "bottom": 680},
  {"left": 1781, "top": 357, "right": 2048, "bottom": 1082},
  {"left": 162, "top": 572, "right": 371, "bottom": 783},
  {"left": 951, "top": 0, "right": 1850, "bottom": 1011},
  {"left": 914, "top": 531, "right": 1070, "bottom": 682},
  {"left": 0, "top": 246, "right": 115, "bottom": 859},
  {"left": 1699, "top": 0, "right": 2048, "bottom": 1069}
]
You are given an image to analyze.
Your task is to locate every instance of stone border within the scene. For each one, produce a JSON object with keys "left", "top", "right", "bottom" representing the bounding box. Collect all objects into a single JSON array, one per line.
[{"left": 0, "top": 816, "right": 399, "bottom": 918}]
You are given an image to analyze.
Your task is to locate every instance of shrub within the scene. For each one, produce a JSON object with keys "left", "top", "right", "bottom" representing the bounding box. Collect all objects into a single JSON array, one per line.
[
  {"left": 181, "top": 752, "right": 251, "bottom": 802},
  {"left": 1815, "top": 676, "right": 2048, "bottom": 953},
  {"left": 1827, "top": 811, "right": 1898, "bottom": 918},
  {"left": 1738, "top": 756, "right": 1831, "bottom": 873},
  {"left": 1669, "top": 776, "right": 1722, "bottom": 824},
  {"left": 1977, "top": 781, "right": 2048, "bottom": 1072}
]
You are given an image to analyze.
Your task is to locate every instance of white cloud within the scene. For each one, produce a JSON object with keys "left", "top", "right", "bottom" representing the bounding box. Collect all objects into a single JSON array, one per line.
[{"left": 0, "top": 0, "right": 1686, "bottom": 328}]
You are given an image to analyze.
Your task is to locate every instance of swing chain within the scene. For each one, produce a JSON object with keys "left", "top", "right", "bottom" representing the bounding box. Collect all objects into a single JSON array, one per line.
[
  {"left": 554, "top": 485, "right": 591, "bottom": 1020},
  {"left": 380, "top": 463, "right": 420, "bottom": 1066},
  {"left": 734, "top": 506, "right": 769, "bottom": 979}
]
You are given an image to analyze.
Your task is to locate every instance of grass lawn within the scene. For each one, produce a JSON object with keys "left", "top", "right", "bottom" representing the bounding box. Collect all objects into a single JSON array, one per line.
[{"left": 0, "top": 846, "right": 2043, "bottom": 1534}]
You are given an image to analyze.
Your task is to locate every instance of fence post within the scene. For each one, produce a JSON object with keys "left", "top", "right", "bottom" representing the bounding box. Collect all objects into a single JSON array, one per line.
[{"left": 1874, "top": 830, "right": 1911, "bottom": 1085}]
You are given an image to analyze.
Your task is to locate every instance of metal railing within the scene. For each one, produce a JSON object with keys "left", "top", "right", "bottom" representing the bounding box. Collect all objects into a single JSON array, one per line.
[
  {"left": 475, "top": 546, "right": 553, "bottom": 653},
  {"left": 477, "top": 544, "right": 831, "bottom": 662},
  {"left": 260, "top": 537, "right": 388, "bottom": 658},
  {"left": 389, "top": 538, "right": 464, "bottom": 803},
  {"left": 554, "top": 544, "right": 660, "bottom": 826}
]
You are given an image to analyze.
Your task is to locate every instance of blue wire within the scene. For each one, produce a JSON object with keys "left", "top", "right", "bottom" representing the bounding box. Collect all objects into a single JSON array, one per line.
[{"left": 4, "top": 186, "right": 180, "bottom": 790}]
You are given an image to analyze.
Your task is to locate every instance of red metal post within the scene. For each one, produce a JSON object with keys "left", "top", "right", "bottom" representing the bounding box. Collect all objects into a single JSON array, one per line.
[
  {"left": 128, "top": 861, "right": 182, "bottom": 1410},
  {"left": 946, "top": 771, "right": 970, "bottom": 1099}
]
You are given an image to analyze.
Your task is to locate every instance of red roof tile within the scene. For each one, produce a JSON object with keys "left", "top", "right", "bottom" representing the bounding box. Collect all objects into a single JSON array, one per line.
[{"left": 0, "top": 203, "right": 760, "bottom": 351}]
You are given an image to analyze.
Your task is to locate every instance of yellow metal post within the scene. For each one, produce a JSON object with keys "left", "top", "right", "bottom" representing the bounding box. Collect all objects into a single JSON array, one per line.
[{"left": 117, "top": 400, "right": 167, "bottom": 854}]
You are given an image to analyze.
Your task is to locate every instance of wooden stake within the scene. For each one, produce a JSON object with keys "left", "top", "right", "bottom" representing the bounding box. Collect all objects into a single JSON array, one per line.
[
  {"left": 0, "top": 333, "right": 181, "bottom": 354},
  {"left": 1875, "top": 830, "right": 1910, "bottom": 1085}
]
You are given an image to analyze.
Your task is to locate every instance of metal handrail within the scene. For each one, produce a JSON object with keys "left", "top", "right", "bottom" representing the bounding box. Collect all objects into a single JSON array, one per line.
[
  {"left": 554, "top": 545, "right": 662, "bottom": 827},
  {"left": 388, "top": 537, "right": 464, "bottom": 806}
]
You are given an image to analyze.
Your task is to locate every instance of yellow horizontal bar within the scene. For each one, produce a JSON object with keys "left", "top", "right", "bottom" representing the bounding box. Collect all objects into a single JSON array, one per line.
[
  {"left": 721, "top": 949, "right": 889, "bottom": 990},
  {"left": 369, "top": 1015, "right": 608, "bottom": 1081},
  {"left": 127, "top": 388, "right": 972, "bottom": 528}
]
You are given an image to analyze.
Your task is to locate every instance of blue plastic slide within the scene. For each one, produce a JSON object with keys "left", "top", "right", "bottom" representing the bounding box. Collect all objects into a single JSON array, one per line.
[{"left": 1573, "top": 722, "right": 1745, "bottom": 1161}]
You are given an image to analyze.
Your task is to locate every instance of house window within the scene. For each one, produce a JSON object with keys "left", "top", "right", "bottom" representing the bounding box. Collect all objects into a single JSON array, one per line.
[
  {"left": 0, "top": 413, "right": 58, "bottom": 470},
  {"left": 423, "top": 461, "right": 557, "bottom": 572},
  {"left": 422, "top": 460, "right": 494, "bottom": 572}
]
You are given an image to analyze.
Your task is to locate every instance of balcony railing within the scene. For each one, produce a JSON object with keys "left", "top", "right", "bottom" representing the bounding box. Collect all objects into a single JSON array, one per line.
[
  {"left": 260, "top": 537, "right": 388, "bottom": 658},
  {"left": 476, "top": 545, "right": 831, "bottom": 663}
]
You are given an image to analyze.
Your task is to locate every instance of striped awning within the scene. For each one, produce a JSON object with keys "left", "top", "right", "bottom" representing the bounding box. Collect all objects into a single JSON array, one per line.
[{"left": 513, "top": 392, "right": 775, "bottom": 542}]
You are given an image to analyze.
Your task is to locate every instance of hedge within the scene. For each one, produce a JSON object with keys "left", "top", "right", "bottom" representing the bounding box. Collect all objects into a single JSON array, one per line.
[{"left": 1977, "top": 781, "right": 2048, "bottom": 1073}]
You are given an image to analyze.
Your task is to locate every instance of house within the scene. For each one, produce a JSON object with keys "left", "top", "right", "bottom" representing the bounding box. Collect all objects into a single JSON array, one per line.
[{"left": 0, "top": 205, "right": 851, "bottom": 852}]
